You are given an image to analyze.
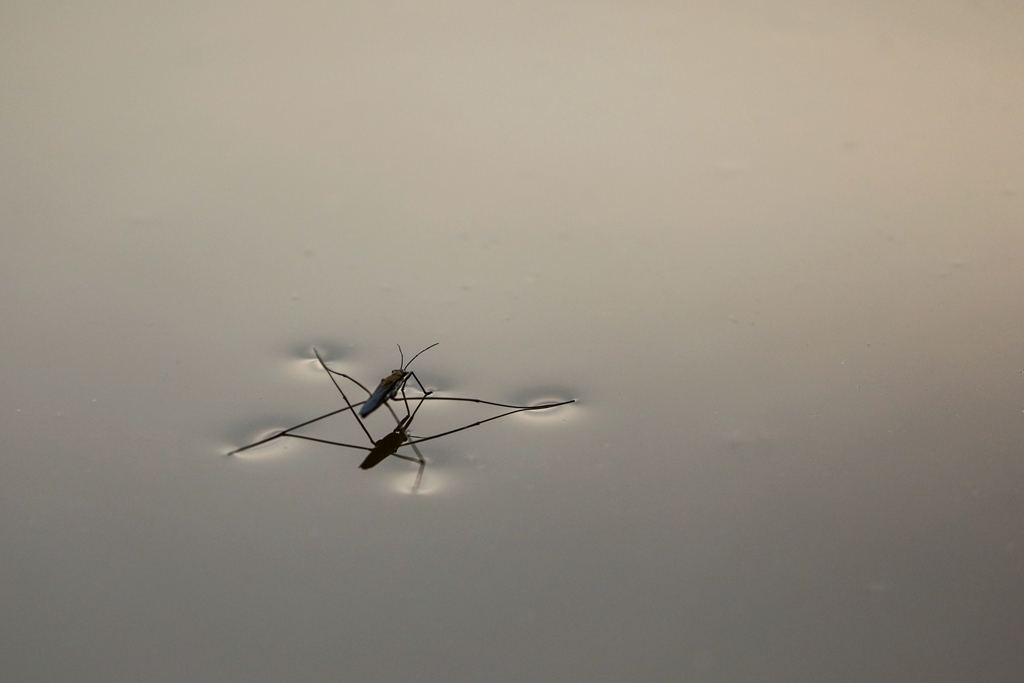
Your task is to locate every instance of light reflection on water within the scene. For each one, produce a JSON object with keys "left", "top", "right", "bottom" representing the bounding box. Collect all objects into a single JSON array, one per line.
[
  {"left": 225, "top": 432, "right": 304, "bottom": 462},
  {"left": 387, "top": 469, "right": 451, "bottom": 496}
]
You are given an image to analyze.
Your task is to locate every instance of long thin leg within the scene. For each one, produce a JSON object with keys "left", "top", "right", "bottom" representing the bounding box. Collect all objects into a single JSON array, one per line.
[
  {"left": 227, "top": 400, "right": 368, "bottom": 455},
  {"left": 394, "top": 390, "right": 426, "bottom": 492},
  {"left": 226, "top": 395, "right": 562, "bottom": 456},
  {"left": 406, "top": 399, "right": 575, "bottom": 446},
  {"left": 313, "top": 348, "right": 376, "bottom": 445},
  {"left": 325, "top": 369, "right": 372, "bottom": 395},
  {"left": 387, "top": 449, "right": 426, "bottom": 492},
  {"left": 405, "top": 370, "right": 430, "bottom": 397},
  {"left": 389, "top": 394, "right": 570, "bottom": 411},
  {"left": 288, "top": 434, "right": 373, "bottom": 451},
  {"left": 391, "top": 387, "right": 425, "bottom": 465}
]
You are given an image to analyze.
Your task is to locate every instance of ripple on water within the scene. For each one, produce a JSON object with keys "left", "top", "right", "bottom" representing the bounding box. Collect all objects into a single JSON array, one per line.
[
  {"left": 280, "top": 343, "right": 358, "bottom": 381},
  {"left": 387, "top": 468, "right": 452, "bottom": 495},
  {"left": 225, "top": 427, "right": 307, "bottom": 461},
  {"left": 507, "top": 389, "right": 581, "bottom": 422}
]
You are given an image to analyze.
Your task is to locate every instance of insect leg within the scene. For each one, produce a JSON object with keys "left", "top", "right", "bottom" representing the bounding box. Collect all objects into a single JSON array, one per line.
[
  {"left": 288, "top": 434, "right": 372, "bottom": 451},
  {"left": 404, "top": 370, "right": 431, "bottom": 397},
  {"left": 398, "top": 390, "right": 431, "bottom": 492},
  {"left": 313, "top": 348, "right": 376, "bottom": 445},
  {"left": 386, "top": 450, "right": 426, "bottom": 493},
  {"left": 402, "top": 342, "right": 439, "bottom": 370},
  {"left": 324, "top": 368, "right": 372, "bottom": 395},
  {"left": 406, "top": 399, "right": 575, "bottom": 446},
  {"left": 227, "top": 400, "right": 368, "bottom": 455}
]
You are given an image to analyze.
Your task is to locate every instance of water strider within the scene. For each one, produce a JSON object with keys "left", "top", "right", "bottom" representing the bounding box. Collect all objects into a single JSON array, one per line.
[{"left": 228, "top": 347, "right": 575, "bottom": 492}]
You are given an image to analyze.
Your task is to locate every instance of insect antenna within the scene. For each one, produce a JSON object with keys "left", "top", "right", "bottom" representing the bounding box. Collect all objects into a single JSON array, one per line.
[{"left": 402, "top": 342, "right": 439, "bottom": 370}]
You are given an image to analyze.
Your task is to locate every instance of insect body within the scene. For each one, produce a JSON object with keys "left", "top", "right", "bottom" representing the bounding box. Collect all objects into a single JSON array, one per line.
[{"left": 359, "top": 342, "right": 438, "bottom": 417}]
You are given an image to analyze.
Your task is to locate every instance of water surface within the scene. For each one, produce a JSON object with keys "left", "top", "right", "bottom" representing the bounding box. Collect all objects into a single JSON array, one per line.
[{"left": 3, "top": 2, "right": 1023, "bottom": 681}]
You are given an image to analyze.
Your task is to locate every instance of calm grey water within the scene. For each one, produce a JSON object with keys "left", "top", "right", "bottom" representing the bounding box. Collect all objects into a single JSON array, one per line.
[{"left": 3, "top": 2, "right": 1023, "bottom": 681}]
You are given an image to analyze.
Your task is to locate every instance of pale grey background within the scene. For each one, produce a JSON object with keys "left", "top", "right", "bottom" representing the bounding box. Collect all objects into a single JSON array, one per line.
[{"left": 2, "top": 1, "right": 1023, "bottom": 681}]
